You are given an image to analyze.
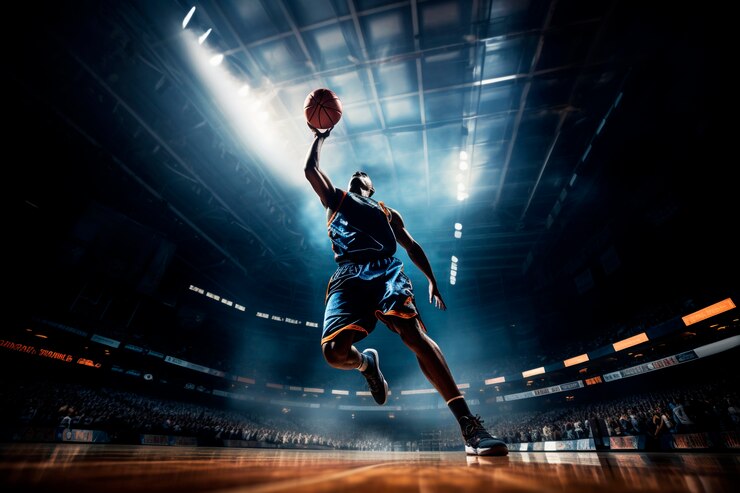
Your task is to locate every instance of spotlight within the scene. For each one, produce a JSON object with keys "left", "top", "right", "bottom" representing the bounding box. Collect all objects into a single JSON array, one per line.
[
  {"left": 182, "top": 6, "right": 196, "bottom": 29},
  {"left": 199, "top": 28, "right": 212, "bottom": 45},
  {"left": 209, "top": 53, "right": 224, "bottom": 66}
]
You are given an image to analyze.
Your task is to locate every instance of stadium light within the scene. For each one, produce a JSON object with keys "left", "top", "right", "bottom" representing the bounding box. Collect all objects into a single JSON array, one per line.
[
  {"left": 199, "top": 28, "right": 212, "bottom": 45},
  {"left": 182, "top": 6, "right": 195, "bottom": 29},
  {"left": 209, "top": 53, "right": 224, "bottom": 66}
]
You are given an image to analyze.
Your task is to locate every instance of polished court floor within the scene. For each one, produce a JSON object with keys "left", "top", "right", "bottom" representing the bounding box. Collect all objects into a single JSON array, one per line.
[{"left": 1, "top": 443, "right": 738, "bottom": 493}]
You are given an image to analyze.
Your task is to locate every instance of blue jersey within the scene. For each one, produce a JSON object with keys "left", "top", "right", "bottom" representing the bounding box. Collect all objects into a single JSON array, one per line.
[{"left": 327, "top": 190, "right": 397, "bottom": 264}]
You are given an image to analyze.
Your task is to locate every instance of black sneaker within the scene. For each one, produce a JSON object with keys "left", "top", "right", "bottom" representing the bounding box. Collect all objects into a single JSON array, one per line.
[
  {"left": 460, "top": 415, "right": 508, "bottom": 456},
  {"left": 360, "top": 348, "right": 388, "bottom": 405}
]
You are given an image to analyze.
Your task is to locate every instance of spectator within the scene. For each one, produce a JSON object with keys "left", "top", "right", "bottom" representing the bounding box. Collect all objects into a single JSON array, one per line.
[{"left": 670, "top": 400, "right": 695, "bottom": 433}]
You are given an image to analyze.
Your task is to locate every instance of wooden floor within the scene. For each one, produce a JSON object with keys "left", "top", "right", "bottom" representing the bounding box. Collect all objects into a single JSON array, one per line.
[{"left": 1, "top": 443, "right": 738, "bottom": 493}]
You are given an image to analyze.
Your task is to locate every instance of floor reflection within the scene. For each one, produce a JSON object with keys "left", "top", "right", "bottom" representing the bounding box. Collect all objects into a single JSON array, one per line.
[{"left": 1, "top": 444, "right": 738, "bottom": 493}]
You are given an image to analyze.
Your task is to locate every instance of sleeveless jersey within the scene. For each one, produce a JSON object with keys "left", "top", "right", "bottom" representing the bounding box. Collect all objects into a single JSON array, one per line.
[{"left": 327, "top": 190, "right": 397, "bottom": 264}]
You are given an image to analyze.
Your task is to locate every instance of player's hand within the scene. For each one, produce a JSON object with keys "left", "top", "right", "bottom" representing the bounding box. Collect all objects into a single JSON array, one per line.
[
  {"left": 429, "top": 282, "right": 447, "bottom": 311},
  {"left": 307, "top": 122, "right": 332, "bottom": 139}
]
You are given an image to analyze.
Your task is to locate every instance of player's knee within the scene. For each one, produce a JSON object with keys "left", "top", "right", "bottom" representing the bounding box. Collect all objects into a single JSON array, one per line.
[{"left": 322, "top": 342, "right": 348, "bottom": 367}]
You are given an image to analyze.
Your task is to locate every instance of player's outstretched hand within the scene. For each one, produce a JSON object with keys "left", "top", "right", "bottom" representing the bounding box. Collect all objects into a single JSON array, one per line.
[
  {"left": 307, "top": 122, "right": 332, "bottom": 139},
  {"left": 429, "top": 282, "right": 447, "bottom": 311}
]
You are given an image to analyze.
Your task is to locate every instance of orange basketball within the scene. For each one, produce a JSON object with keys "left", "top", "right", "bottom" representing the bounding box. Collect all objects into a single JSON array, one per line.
[{"left": 304, "top": 88, "right": 342, "bottom": 129}]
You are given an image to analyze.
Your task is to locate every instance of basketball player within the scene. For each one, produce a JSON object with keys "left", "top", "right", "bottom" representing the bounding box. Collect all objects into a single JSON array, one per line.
[{"left": 303, "top": 124, "right": 508, "bottom": 456}]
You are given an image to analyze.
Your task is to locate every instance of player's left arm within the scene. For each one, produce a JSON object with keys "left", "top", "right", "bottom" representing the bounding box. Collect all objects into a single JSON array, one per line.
[{"left": 388, "top": 208, "right": 447, "bottom": 311}]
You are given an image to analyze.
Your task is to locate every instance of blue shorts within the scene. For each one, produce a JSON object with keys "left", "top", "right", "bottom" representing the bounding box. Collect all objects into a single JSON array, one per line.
[{"left": 321, "top": 257, "right": 424, "bottom": 345}]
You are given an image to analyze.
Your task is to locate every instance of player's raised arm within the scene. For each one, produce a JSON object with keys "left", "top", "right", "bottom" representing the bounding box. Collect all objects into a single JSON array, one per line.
[
  {"left": 303, "top": 124, "right": 341, "bottom": 209},
  {"left": 388, "top": 208, "right": 447, "bottom": 311}
]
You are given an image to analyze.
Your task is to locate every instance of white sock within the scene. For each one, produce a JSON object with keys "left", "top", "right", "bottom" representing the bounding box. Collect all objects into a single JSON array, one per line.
[{"left": 356, "top": 354, "right": 368, "bottom": 372}]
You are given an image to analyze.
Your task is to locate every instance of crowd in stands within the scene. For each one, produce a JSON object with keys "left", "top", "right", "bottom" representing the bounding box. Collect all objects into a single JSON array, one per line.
[
  {"left": 434, "top": 381, "right": 739, "bottom": 448},
  {"left": 4, "top": 381, "right": 394, "bottom": 451},
  {"left": 3, "top": 376, "right": 737, "bottom": 451}
]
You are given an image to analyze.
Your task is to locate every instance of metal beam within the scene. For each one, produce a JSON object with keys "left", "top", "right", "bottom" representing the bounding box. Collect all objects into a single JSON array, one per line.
[
  {"left": 410, "top": 0, "right": 431, "bottom": 206},
  {"left": 493, "top": 0, "right": 558, "bottom": 210},
  {"left": 347, "top": 0, "right": 400, "bottom": 193}
]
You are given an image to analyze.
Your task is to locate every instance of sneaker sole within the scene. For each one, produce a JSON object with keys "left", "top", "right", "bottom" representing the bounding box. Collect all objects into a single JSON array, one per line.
[
  {"left": 465, "top": 444, "right": 509, "bottom": 456},
  {"left": 364, "top": 349, "right": 389, "bottom": 405}
]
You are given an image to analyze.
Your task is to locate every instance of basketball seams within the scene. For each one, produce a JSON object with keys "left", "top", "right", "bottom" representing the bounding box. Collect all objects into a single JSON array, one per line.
[{"left": 304, "top": 88, "right": 342, "bottom": 128}]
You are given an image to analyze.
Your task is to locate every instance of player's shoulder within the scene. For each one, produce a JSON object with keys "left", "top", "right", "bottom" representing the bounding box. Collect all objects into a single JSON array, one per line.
[{"left": 383, "top": 205, "right": 405, "bottom": 223}]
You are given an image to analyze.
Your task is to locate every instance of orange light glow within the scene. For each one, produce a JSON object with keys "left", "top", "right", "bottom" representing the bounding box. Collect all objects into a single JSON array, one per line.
[
  {"left": 484, "top": 376, "right": 505, "bottom": 385},
  {"left": 612, "top": 333, "right": 649, "bottom": 352},
  {"left": 564, "top": 353, "right": 589, "bottom": 367},
  {"left": 682, "top": 298, "right": 736, "bottom": 326},
  {"left": 522, "top": 367, "right": 545, "bottom": 378}
]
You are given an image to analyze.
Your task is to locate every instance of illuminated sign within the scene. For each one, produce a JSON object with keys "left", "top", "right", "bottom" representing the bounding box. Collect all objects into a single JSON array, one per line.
[
  {"left": 522, "top": 367, "right": 545, "bottom": 378},
  {"left": 484, "top": 376, "right": 506, "bottom": 385},
  {"left": 0, "top": 339, "right": 37, "bottom": 354},
  {"left": 91, "top": 334, "right": 120, "bottom": 348},
  {"left": 676, "top": 350, "right": 698, "bottom": 362},
  {"left": 612, "top": 333, "right": 648, "bottom": 352},
  {"left": 682, "top": 298, "right": 736, "bottom": 326},
  {"left": 39, "top": 349, "right": 73, "bottom": 363},
  {"left": 564, "top": 354, "right": 589, "bottom": 367},
  {"left": 648, "top": 356, "right": 678, "bottom": 370},
  {"left": 77, "top": 358, "right": 102, "bottom": 368}
]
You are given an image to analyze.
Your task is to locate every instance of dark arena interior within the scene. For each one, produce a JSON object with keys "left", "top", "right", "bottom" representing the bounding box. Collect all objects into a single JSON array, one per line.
[{"left": 4, "top": 1, "right": 738, "bottom": 492}]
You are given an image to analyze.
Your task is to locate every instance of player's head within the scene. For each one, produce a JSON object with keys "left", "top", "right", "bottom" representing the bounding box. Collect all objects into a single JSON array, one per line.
[{"left": 349, "top": 171, "right": 375, "bottom": 197}]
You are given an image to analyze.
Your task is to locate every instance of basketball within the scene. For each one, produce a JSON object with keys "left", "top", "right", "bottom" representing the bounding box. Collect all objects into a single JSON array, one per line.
[{"left": 304, "top": 88, "right": 342, "bottom": 129}]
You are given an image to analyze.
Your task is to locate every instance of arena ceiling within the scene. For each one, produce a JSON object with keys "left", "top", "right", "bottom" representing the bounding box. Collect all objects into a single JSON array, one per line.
[{"left": 11, "top": 0, "right": 733, "bottom": 369}]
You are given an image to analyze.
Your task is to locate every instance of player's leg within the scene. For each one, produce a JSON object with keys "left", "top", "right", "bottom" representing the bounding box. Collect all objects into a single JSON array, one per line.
[
  {"left": 321, "top": 330, "right": 363, "bottom": 370},
  {"left": 384, "top": 315, "right": 507, "bottom": 456},
  {"left": 386, "top": 316, "right": 460, "bottom": 401},
  {"left": 321, "top": 332, "right": 388, "bottom": 405},
  {"left": 322, "top": 270, "right": 388, "bottom": 404}
]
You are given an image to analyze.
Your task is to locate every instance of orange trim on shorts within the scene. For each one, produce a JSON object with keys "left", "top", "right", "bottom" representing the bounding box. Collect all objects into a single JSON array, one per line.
[
  {"left": 320, "top": 324, "right": 368, "bottom": 345},
  {"left": 375, "top": 310, "right": 428, "bottom": 333}
]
